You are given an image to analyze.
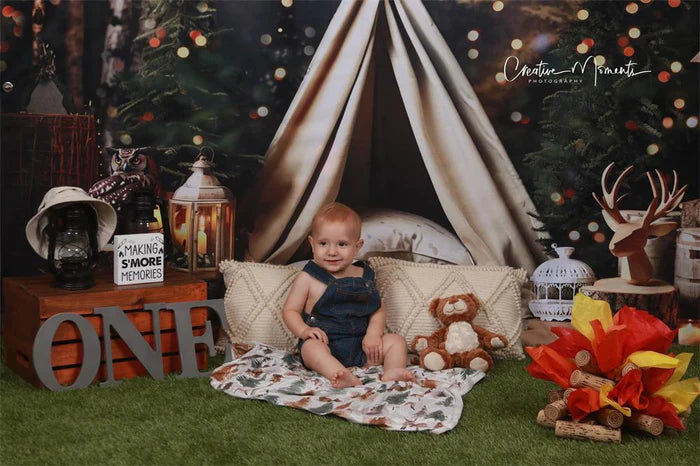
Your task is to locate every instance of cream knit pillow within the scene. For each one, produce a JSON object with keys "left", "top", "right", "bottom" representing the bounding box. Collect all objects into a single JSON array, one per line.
[
  {"left": 368, "top": 257, "right": 527, "bottom": 360},
  {"left": 220, "top": 260, "right": 300, "bottom": 352}
]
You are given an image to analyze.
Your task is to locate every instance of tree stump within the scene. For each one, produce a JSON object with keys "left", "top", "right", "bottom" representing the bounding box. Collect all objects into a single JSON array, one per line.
[{"left": 580, "top": 277, "right": 679, "bottom": 328}]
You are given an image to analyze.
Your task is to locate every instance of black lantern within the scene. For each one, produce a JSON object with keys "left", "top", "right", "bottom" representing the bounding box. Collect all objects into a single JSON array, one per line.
[
  {"left": 124, "top": 187, "right": 172, "bottom": 257},
  {"left": 47, "top": 204, "right": 98, "bottom": 290}
]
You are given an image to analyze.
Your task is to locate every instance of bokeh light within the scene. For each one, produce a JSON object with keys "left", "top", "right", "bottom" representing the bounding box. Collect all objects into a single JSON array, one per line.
[
  {"left": 2, "top": 6, "right": 14, "bottom": 17},
  {"left": 196, "top": 2, "right": 209, "bottom": 13},
  {"left": 305, "top": 26, "right": 316, "bottom": 38},
  {"left": 141, "top": 111, "right": 154, "bottom": 122},
  {"left": 304, "top": 45, "right": 315, "bottom": 56},
  {"left": 668, "top": 0, "right": 681, "bottom": 7},
  {"left": 107, "top": 106, "right": 118, "bottom": 118},
  {"left": 494, "top": 72, "right": 506, "bottom": 84},
  {"left": 148, "top": 37, "right": 160, "bottom": 48},
  {"left": 576, "top": 43, "right": 589, "bottom": 54},
  {"left": 626, "top": 2, "right": 639, "bottom": 14},
  {"left": 492, "top": 1, "right": 504, "bottom": 12},
  {"left": 190, "top": 30, "right": 202, "bottom": 40},
  {"left": 625, "top": 120, "right": 638, "bottom": 131},
  {"left": 193, "top": 135, "right": 204, "bottom": 145},
  {"left": 550, "top": 192, "right": 563, "bottom": 203},
  {"left": 646, "top": 143, "right": 660, "bottom": 155},
  {"left": 657, "top": 71, "right": 670, "bottom": 83},
  {"left": 577, "top": 9, "right": 589, "bottom": 20},
  {"left": 674, "top": 98, "right": 685, "bottom": 110},
  {"left": 564, "top": 188, "right": 576, "bottom": 199},
  {"left": 467, "top": 30, "right": 479, "bottom": 41},
  {"left": 144, "top": 18, "right": 156, "bottom": 30},
  {"left": 628, "top": 27, "right": 641, "bottom": 39},
  {"left": 582, "top": 38, "right": 595, "bottom": 47},
  {"left": 281, "top": 0, "right": 293, "bottom": 7},
  {"left": 623, "top": 46, "right": 635, "bottom": 57},
  {"left": 670, "top": 61, "right": 682, "bottom": 73},
  {"left": 274, "top": 67, "right": 287, "bottom": 80},
  {"left": 662, "top": 117, "right": 674, "bottom": 129},
  {"left": 593, "top": 232, "right": 606, "bottom": 243},
  {"left": 194, "top": 35, "right": 207, "bottom": 46},
  {"left": 568, "top": 231, "right": 581, "bottom": 241},
  {"left": 511, "top": 39, "right": 523, "bottom": 50},
  {"left": 510, "top": 112, "right": 522, "bottom": 123},
  {"left": 617, "top": 36, "right": 629, "bottom": 47},
  {"left": 156, "top": 28, "right": 166, "bottom": 39},
  {"left": 177, "top": 47, "right": 189, "bottom": 58},
  {"left": 260, "top": 34, "right": 272, "bottom": 45},
  {"left": 257, "top": 106, "right": 269, "bottom": 117},
  {"left": 587, "top": 222, "right": 599, "bottom": 232},
  {"left": 120, "top": 134, "right": 133, "bottom": 145},
  {"left": 594, "top": 55, "right": 606, "bottom": 66},
  {"left": 687, "top": 116, "right": 698, "bottom": 128},
  {"left": 467, "top": 48, "right": 479, "bottom": 59}
]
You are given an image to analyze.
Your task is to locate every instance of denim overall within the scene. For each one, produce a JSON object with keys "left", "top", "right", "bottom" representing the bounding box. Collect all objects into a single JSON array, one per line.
[{"left": 298, "top": 260, "right": 381, "bottom": 367}]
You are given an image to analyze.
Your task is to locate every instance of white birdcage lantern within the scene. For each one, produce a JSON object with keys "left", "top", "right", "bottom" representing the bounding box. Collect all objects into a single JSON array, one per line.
[
  {"left": 168, "top": 149, "right": 235, "bottom": 274},
  {"left": 529, "top": 244, "right": 596, "bottom": 321}
]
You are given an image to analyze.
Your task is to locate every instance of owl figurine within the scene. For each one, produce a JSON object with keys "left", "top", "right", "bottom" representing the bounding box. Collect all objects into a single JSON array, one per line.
[{"left": 89, "top": 147, "right": 162, "bottom": 214}]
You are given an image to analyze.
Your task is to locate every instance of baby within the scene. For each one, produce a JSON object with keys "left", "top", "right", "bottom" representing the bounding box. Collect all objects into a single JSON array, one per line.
[{"left": 282, "top": 202, "right": 415, "bottom": 388}]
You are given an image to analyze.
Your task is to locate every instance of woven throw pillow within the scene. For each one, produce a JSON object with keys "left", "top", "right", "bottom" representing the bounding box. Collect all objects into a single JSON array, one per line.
[
  {"left": 368, "top": 257, "right": 527, "bottom": 359},
  {"left": 220, "top": 260, "right": 300, "bottom": 352}
]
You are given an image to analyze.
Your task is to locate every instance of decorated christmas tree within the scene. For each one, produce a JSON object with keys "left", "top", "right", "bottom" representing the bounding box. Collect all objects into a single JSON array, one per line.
[
  {"left": 116, "top": 0, "right": 260, "bottom": 191},
  {"left": 525, "top": 0, "right": 699, "bottom": 277}
]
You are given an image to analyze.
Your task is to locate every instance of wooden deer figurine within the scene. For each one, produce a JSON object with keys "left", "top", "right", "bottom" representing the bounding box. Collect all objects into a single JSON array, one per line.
[{"left": 593, "top": 163, "right": 687, "bottom": 285}]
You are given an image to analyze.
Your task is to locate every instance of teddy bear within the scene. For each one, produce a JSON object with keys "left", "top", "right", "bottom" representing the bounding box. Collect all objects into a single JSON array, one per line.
[{"left": 411, "top": 293, "right": 508, "bottom": 373}]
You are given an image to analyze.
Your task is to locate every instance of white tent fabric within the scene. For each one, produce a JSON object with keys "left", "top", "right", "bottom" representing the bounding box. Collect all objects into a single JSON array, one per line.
[{"left": 242, "top": 0, "right": 546, "bottom": 272}]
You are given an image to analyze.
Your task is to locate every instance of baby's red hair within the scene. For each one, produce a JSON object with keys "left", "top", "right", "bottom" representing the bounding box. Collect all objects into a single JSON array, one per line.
[{"left": 310, "top": 202, "right": 362, "bottom": 240}]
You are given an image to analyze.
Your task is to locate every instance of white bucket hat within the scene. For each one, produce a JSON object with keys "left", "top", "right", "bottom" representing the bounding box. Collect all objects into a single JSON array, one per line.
[{"left": 25, "top": 186, "right": 117, "bottom": 259}]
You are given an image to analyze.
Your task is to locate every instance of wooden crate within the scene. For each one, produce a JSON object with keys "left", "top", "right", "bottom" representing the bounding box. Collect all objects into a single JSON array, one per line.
[{"left": 2, "top": 269, "right": 208, "bottom": 388}]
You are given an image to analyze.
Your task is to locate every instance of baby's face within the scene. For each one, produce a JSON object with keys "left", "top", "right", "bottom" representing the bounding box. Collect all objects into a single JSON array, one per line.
[{"left": 309, "top": 220, "right": 363, "bottom": 275}]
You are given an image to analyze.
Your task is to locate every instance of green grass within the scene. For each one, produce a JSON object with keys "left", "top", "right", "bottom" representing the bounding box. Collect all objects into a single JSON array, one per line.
[{"left": 1, "top": 346, "right": 698, "bottom": 465}]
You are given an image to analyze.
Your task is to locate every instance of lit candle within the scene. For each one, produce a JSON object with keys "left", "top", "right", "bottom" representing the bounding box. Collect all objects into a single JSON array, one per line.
[
  {"left": 174, "top": 223, "right": 187, "bottom": 248},
  {"left": 197, "top": 216, "right": 207, "bottom": 255}
]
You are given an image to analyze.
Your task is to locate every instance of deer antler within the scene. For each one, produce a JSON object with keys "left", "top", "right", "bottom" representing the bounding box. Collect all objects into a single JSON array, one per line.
[
  {"left": 642, "top": 169, "right": 688, "bottom": 226},
  {"left": 592, "top": 163, "right": 634, "bottom": 229}
]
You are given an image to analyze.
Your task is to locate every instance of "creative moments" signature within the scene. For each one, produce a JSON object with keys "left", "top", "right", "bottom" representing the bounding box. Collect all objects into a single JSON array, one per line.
[{"left": 503, "top": 55, "right": 651, "bottom": 86}]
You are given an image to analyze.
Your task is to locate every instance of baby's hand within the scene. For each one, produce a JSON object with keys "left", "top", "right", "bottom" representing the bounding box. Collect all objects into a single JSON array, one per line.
[
  {"left": 363, "top": 334, "right": 383, "bottom": 365},
  {"left": 301, "top": 327, "right": 328, "bottom": 344}
]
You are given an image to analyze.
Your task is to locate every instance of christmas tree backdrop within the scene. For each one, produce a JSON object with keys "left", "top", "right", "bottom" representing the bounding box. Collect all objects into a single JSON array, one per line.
[{"left": 523, "top": 0, "right": 698, "bottom": 277}]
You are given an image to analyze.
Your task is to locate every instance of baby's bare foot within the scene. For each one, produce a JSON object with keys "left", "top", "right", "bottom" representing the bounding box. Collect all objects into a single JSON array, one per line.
[
  {"left": 381, "top": 368, "right": 415, "bottom": 383},
  {"left": 331, "top": 369, "right": 361, "bottom": 388}
]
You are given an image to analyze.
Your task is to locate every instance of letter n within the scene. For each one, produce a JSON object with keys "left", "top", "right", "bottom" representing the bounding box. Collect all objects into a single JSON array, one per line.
[{"left": 93, "top": 306, "right": 164, "bottom": 387}]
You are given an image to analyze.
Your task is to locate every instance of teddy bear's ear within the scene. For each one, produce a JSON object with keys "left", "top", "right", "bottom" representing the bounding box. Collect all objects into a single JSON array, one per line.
[
  {"left": 429, "top": 298, "right": 440, "bottom": 316},
  {"left": 465, "top": 293, "right": 480, "bottom": 310}
]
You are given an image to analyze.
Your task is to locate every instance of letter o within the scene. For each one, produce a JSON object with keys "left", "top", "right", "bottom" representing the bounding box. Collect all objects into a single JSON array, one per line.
[{"left": 33, "top": 314, "right": 101, "bottom": 391}]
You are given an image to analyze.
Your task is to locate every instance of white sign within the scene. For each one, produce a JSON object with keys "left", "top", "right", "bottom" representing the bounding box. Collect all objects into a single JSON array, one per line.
[{"left": 114, "top": 233, "right": 164, "bottom": 285}]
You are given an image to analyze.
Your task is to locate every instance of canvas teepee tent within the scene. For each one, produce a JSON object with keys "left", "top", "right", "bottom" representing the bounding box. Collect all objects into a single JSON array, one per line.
[{"left": 242, "top": 0, "right": 546, "bottom": 272}]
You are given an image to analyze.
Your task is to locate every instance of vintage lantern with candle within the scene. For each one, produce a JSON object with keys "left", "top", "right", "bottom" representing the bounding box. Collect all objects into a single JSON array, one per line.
[{"left": 168, "top": 149, "right": 235, "bottom": 273}]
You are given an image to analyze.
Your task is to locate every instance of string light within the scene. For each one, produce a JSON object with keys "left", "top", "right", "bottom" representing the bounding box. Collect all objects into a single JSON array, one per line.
[
  {"left": 194, "top": 35, "right": 207, "bottom": 46},
  {"left": 196, "top": 2, "right": 208, "bottom": 13},
  {"left": 144, "top": 19, "right": 156, "bottom": 30},
  {"left": 662, "top": 117, "right": 674, "bottom": 129},
  {"left": 594, "top": 55, "right": 606, "bottom": 66},
  {"left": 141, "top": 112, "right": 154, "bottom": 122},
  {"left": 467, "top": 30, "right": 479, "bottom": 41},
  {"left": 304, "top": 45, "right": 315, "bottom": 56},
  {"left": 257, "top": 106, "right": 269, "bottom": 117},
  {"left": 492, "top": 1, "right": 504, "bottom": 12},
  {"left": 617, "top": 37, "right": 629, "bottom": 47},
  {"left": 668, "top": 0, "right": 681, "bottom": 7},
  {"left": 467, "top": 48, "right": 479, "bottom": 59},
  {"left": 277, "top": 28, "right": 283, "bottom": 33},
  {"left": 510, "top": 112, "right": 522, "bottom": 122},
  {"left": 628, "top": 27, "right": 641, "bottom": 39},
  {"left": 260, "top": 34, "right": 272, "bottom": 45},
  {"left": 674, "top": 98, "right": 686, "bottom": 109},
  {"left": 587, "top": 222, "right": 599, "bottom": 232},
  {"left": 576, "top": 43, "right": 589, "bottom": 54},
  {"left": 193, "top": 135, "right": 204, "bottom": 145},
  {"left": 511, "top": 39, "right": 523, "bottom": 50},
  {"left": 626, "top": 2, "right": 639, "bottom": 14},
  {"left": 577, "top": 9, "right": 589, "bottom": 20},
  {"left": 148, "top": 37, "right": 161, "bottom": 48},
  {"left": 623, "top": 46, "right": 635, "bottom": 57},
  {"left": 670, "top": 61, "right": 682, "bottom": 73},
  {"left": 687, "top": 116, "right": 698, "bottom": 128},
  {"left": 2, "top": 6, "right": 14, "bottom": 17},
  {"left": 190, "top": 30, "right": 202, "bottom": 40},
  {"left": 177, "top": 46, "right": 190, "bottom": 58},
  {"left": 646, "top": 143, "right": 660, "bottom": 155},
  {"left": 593, "top": 232, "right": 606, "bottom": 243},
  {"left": 582, "top": 38, "right": 595, "bottom": 47},
  {"left": 550, "top": 192, "right": 563, "bottom": 203},
  {"left": 568, "top": 231, "right": 581, "bottom": 241},
  {"left": 274, "top": 67, "right": 287, "bottom": 80},
  {"left": 304, "top": 27, "right": 316, "bottom": 38},
  {"left": 156, "top": 28, "right": 166, "bottom": 39},
  {"left": 494, "top": 72, "right": 506, "bottom": 84},
  {"left": 658, "top": 71, "right": 671, "bottom": 83}
]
